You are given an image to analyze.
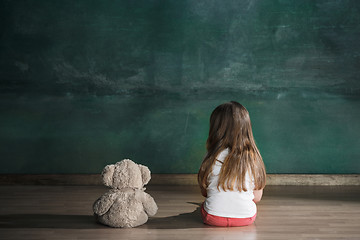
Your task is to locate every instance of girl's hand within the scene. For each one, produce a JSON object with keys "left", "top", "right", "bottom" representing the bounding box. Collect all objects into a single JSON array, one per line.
[{"left": 253, "top": 189, "right": 263, "bottom": 203}]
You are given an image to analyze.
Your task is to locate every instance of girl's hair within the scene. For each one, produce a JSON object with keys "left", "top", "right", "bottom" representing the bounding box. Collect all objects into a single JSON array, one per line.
[{"left": 198, "top": 101, "right": 266, "bottom": 192}]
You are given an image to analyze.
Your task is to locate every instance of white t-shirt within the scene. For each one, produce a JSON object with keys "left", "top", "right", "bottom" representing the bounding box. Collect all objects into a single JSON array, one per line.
[{"left": 203, "top": 148, "right": 257, "bottom": 218}]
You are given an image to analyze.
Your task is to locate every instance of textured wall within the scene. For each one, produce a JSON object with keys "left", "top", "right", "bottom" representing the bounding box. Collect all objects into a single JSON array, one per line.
[{"left": 0, "top": 0, "right": 359, "bottom": 173}]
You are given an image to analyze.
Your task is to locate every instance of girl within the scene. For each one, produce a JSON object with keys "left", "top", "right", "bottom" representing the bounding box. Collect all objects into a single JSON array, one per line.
[{"left": 198, "top": 101, "right": 266, "bottom": 227}]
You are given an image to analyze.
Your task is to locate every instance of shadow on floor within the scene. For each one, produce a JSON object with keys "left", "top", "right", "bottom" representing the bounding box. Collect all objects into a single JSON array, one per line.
[
  {"left": 141, "top": 203, "right": 206, "bottom": 229},
  {"left": 0, "top": 209, "right": 204, "bottom": 230},
  {"left": 0, "top": 203, "right": 205, "bottom": 230},
  {"left": 0, "top": 202, "right": 256, "bottom": 230},
  {"left": 0, "top": 214, "right": 105, "bottom": 229}
]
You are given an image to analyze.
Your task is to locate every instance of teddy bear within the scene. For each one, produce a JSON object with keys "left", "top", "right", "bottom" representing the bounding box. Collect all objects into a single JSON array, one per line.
[{"left": 93, "top": 159, "right": 158, "bottom": 228}]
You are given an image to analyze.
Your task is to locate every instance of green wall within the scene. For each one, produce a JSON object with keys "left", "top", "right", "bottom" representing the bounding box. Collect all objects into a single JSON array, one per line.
[{"left": 0, "top": 0, "right": 359, "bottom": 174}]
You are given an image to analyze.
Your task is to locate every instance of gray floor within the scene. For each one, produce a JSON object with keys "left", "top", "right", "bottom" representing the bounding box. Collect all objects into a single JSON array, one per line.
[{"left": 0, "top": 185, "right": 359, "bottom": 240}]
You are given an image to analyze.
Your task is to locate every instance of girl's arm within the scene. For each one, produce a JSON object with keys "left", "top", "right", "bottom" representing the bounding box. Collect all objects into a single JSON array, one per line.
[{"left": 253, "top": 189, "right": 263, "bottom": 203}]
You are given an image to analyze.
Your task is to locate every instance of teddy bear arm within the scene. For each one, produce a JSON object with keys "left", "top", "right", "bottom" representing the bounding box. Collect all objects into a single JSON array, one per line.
[
  {"left": 93, "top": 192, "right": 117, "bottom": 216},
  {"left": 141, "top": 192, "right": 158, "bottom": 217}
]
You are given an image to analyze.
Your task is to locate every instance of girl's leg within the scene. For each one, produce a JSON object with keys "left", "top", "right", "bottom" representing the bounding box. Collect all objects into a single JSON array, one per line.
[
  {"left": 201, "top": 204, "right": 256, "bottom": 227},
  {"left": 201, "top": 204, "right": 227, "bottom": 227},
  {"left": 228, "top": 214, "right": 256, "bottom": 227}
]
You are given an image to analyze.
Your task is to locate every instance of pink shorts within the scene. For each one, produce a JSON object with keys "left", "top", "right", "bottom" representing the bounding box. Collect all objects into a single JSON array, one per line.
[{"left": 201, "top": 204, "right": 256, "bottom": 227}]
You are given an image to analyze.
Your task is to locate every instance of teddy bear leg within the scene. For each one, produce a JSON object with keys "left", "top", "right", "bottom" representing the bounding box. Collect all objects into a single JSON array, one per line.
[{"left": 132, "top": 211, "right": 148, "bottom": 228}]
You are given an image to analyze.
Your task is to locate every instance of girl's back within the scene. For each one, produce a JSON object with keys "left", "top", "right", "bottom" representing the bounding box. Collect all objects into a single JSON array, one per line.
[
  {"left": 198, "top": 101, "right": 266, "bottom": 227},
  {"left": 204, "top": 148, "right": 257, "bottom": 218}
]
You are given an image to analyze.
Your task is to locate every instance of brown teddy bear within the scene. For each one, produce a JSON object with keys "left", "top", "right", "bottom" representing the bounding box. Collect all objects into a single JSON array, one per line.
[{"left": 93, "top": 159, "right": 158, "bottom": 228}]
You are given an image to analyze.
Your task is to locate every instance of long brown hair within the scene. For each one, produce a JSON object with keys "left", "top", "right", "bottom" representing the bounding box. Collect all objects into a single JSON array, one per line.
[{"left": 198, "top": 101, "right": 266, "bottom": 192}]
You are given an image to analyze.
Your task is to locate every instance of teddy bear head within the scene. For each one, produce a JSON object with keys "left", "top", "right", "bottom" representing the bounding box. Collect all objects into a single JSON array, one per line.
[{"left": 101, "top": 159, "right": 151, "bottom": 189}]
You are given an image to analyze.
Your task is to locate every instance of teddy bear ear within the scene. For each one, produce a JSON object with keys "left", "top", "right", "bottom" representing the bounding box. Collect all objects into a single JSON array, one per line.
[
  {"left": 101, "top": 164, "right": 115, "bottom": 187},
  {"left": 138, "top": 164, "right": 151, "bottom": 185}
]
